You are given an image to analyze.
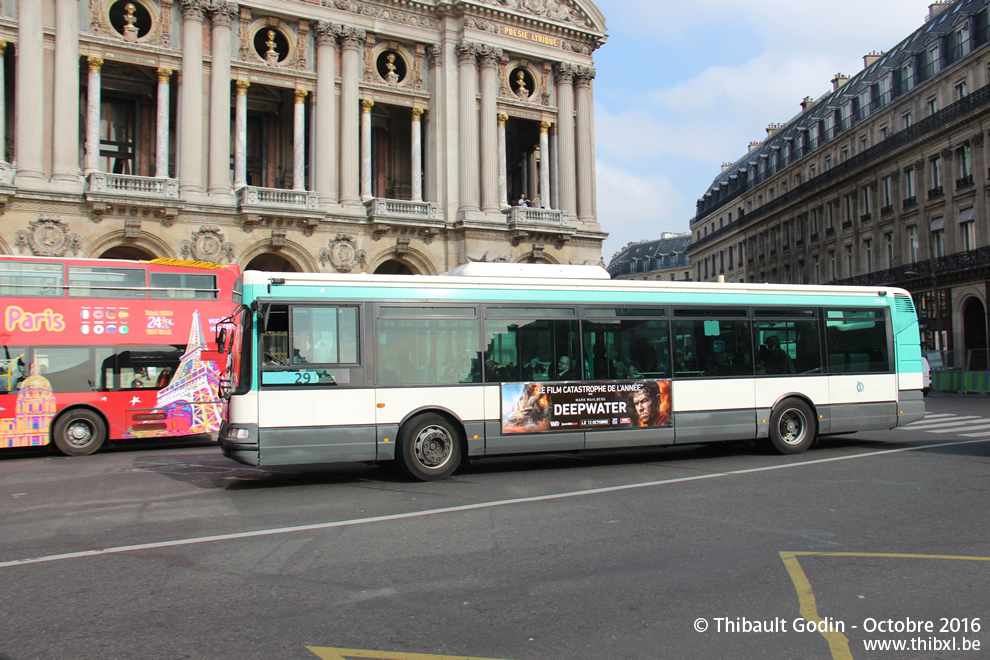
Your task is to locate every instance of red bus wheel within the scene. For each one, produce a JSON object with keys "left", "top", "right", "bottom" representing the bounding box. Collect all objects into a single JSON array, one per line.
[{"left": 52, "top": 409, "right": 107, "bottom": 456}]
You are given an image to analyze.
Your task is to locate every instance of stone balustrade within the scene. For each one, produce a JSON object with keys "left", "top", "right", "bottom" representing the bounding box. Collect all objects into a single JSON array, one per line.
[
  {"left": 86, "top": 172, "right": 179, "bottom": 199},
  {"left": 238, "top": 185, "right": 320, "bottom": 210}
]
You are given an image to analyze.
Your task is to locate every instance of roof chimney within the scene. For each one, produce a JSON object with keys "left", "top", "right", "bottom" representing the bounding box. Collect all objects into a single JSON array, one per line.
[
  {"left": 748, "top": 141, "right": 761, "bottom": 152},
  {"left": 800, "top": 96, "right": 815, "bottom": 111},
  {"left": 927, "top": 1, "right": 951, "bottom": 21},
  {"left": 721, "top": 162, "right": 733, "bottom": 173},
  {"left": 863, "top": 50, "right": 884, "bottom": 68},
  {"left": 831, "top": 73, "right": 850, "bottom": 91},
  {"left": 766, "top": 122, "right": 784, "bottom": 137}
]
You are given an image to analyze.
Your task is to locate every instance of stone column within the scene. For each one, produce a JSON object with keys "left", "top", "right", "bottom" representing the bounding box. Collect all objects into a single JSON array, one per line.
[
  {"left": 208, "top": 3, "right": 236, "bottom": 196},
  {"left": 425, "top": 44, "right": 443, "bottom": 206},
  {"left": 339, "top": 27, "right": 364, "bottom": 206},
  {"left": 84, "top": 57, "right": 103, "bottom": 174},
  {"left": 156, "top": 68, "right": 173, "bottom": 178},
  {"left": 15, "top": 0, "right": 45, "bottom": 181},
  {"left": 554, "top": 63, "right": 577, "bottom": 219},
  {"left": 528, "top": 150, "right": 538, "bottom": 203},
  {"left": 360, "top": 99, "right": 374, "bottom": 200},
  {"left": 294, "top": 89, "right": 308, "bottom": 191},
  {"left": 411, "top": 107, "right": 424, "bottom": 202},
  {"left": 549, "top": 125, "right": 559, "bottom": 210},
  {"left": 0, "top": 43, "right": 7, "bottom": 163},
  {"left": 52, "top": 0, "right": 80, "bottom": 182},
  {"left": 575, "top": 66, "right": 596, "bottom": 224},
  {"left": 233, "top": 80, "right": 249, "bottom": 187},
  {"left": 539, "top": 121, "right": 551, "bottom": 209},
  {"left": 479, "top": 45, "right": 501, "bottom": 213},
  {"left": 313, "top": 21, "right": 337, "bottom": 205},
  {"left": 497, "top": 113, "right": 508, "bottom": 208},
  {"left": 457, "top": 41, "right": 480, "bottom": 213},
  {"left": 179, "top": 0, "right": 207, "bottom": 196}
]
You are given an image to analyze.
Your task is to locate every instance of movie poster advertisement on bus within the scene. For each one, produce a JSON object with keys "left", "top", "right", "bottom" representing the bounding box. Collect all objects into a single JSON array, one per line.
[{"left": 501, "top": 380, "right": 672, "bottom": 434}]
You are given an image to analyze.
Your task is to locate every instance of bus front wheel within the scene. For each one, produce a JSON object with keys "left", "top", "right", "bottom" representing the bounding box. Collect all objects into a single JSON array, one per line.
[
  {"left": 396, "top": 414, "right": 462, "bottom": 481},
  {"left": 52, "top": 409, "right": 107, "bottom": 456},
  {"left": 768, "top": 398, "right": 815, "bottom": 455}
]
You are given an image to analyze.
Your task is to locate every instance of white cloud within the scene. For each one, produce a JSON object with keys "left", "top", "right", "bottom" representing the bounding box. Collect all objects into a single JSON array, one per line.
[
  {"left": 595, "top": 160, "right": 685, "bottom": 259},
  {"left": 602, "top": 0, "right": 931, "bottom": 58},
  {"left": 590, "top": 0, "right": 938, "bottom": 264}
]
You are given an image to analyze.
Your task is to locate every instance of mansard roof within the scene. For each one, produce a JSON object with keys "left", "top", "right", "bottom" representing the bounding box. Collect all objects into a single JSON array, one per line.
[
  {"left": 606, "top": 233, "right": 693, "bottom": 275},
  {"left": 696, "top": 0, "right": 987, "bottom": 213}
]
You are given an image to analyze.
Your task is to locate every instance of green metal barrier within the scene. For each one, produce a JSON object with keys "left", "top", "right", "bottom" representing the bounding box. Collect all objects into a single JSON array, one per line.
[{"left": 932, "top": 370, "right": 990, "bottom": 393}]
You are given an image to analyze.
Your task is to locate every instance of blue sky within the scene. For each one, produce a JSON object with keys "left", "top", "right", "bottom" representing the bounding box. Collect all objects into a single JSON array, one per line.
[{"left": 592, "top": 0, "right": 937, "bottom": 262}]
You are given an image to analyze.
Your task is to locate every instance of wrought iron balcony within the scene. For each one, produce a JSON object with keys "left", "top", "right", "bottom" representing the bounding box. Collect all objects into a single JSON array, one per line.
[
  {"left": 956, "top": 174, "right": 974, "bottom": 189},
  {"left": 928, "top": 186, "right": 944, "bottom": 199},
  {"left": 903, "top": 196, "right": 918, "bottom": 209},
  {"left": 833, "top": 245, "right": 990, "bottom": 288}
]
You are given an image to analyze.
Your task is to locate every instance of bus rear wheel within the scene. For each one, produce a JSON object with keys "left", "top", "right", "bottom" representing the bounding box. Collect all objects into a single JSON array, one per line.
[
  {"left": 52, "top": 409, "right": 107, "bottom": 456},
  {"left": 396, "top": 414, "right": 462, "bottom": 481},
  {"left": 768, "top": 398, "right": 815, "bottom": 455}
]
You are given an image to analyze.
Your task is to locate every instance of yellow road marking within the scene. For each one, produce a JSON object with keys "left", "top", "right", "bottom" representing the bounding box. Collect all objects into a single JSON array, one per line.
[
  {"left": 780, "top": 551, "right": 990, "bottom": 660},
  {"left": 307, "top": 647, "right": 512, "bottom": 660}
]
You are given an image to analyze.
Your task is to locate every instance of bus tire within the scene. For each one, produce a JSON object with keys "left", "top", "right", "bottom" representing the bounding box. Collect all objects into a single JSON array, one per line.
[
  {"left": 396, "top": 414, "right": 462, "bottom": 481},
  {"left": 768, "top": 398, "right": 815, "bottom": 455},
  {"left": 52, "top": 409, "right": 107, "bottom": 456}
]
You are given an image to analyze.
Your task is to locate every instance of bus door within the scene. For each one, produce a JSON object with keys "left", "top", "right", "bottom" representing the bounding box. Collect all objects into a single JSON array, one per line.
[
  {"left": 373, "top": 305, "right": 486, "bottom": 458},
  {"left": 581, "top": 308, "right": 675, "bottom": 449},
  {"left": 671, "top": 310, "right": 757, "bottom": 444},
  {"left": 258, "top": 303, "right": 376, "bottom": 464},
  {"left": 482, "top": 307, "right": 584, "bottom": 454},
  {"left": 823, "top": 309, "right": 897, "bottom": 433}
]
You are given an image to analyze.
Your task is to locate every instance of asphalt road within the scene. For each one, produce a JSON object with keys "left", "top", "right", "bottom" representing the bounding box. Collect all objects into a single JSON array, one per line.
[{"left": 1, "top": 393, "right": 989, "bottom": 660}]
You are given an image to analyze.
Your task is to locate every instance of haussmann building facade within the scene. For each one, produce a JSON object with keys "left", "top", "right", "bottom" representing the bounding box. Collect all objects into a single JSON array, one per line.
[
  {"left": 689, "top": 0, "right": 990, "bottom": 370},
  {"left": 0, "top": 0, "right": 607, "bottom": 275}
]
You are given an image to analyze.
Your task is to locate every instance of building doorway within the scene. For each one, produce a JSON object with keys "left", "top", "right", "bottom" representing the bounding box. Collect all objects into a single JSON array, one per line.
[{"left": 962, "top": 297, "right": 988, "bottom": 370}]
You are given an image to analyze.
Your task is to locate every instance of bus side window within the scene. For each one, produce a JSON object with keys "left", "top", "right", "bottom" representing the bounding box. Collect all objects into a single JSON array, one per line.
[{"left": 0, "top": 349, "right": 28, "bottom": 393}]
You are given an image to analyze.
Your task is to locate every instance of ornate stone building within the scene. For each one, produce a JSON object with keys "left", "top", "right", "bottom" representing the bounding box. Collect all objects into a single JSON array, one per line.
[
  {"left": 689, "top": 0, "right": 990, "bottom": 361},
  {"left": 0, "top": 0, "right": 607, "bottom": 274}
]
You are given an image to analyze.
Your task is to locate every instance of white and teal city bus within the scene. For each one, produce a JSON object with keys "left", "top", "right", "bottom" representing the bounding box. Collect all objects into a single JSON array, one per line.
[{"left": 214, "top": 263, "right": 925, "bottom": 481}]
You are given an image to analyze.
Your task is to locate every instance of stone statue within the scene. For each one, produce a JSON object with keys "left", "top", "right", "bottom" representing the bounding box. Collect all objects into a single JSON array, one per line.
[
  {"left": 265, "top": 30, "right": 280, "bottom": 66},
  {"left": 122, "top": 3, "right": 139, "bottom": 42}
]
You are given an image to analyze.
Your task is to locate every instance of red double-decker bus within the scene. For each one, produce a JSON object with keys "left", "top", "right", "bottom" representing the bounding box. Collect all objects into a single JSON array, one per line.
[{"left": 0, "top": 255, "right": 241, "bottom": 455}]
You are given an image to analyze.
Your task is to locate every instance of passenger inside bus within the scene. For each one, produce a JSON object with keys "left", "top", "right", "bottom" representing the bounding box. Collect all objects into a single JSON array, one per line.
[
  {"left": 131, "top": 367, "right": 149, "bottom": 388},
  {"left": 156, "top": 368, "right": 172, "bottom": 388}
]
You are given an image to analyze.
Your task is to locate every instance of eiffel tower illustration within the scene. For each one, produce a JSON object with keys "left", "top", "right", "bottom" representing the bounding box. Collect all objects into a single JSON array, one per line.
[{"left": 153, "top": 309, "right": 223, "bottom": 434}]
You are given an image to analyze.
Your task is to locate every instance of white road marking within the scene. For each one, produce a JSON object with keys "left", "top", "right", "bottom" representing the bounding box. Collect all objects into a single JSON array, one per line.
[
  {"left": 928, "top": 423, "right": 990, "bottom": 434},
  {"left": 2, "top": 437, "right": 989, "bottom": 570}
]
